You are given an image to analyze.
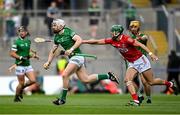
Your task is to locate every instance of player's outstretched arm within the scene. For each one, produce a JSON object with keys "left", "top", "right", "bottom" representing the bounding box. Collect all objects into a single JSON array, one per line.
[
  {"left": 133, "top": 39, "right": 158, "bottom": 61},
  {"left": 82, "top": 39, "right": 105, "bottom": 45}
]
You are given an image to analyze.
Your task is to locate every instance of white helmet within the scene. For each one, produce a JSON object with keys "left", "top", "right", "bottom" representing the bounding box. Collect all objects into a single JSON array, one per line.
[{"left": 52, "top": 19, "right": 65, "bottom": 27}]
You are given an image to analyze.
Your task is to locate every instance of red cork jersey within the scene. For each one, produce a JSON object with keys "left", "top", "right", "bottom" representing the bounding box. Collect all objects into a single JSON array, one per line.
[{"left": 104, "top": 34, "right": 142, "bottom": 62}]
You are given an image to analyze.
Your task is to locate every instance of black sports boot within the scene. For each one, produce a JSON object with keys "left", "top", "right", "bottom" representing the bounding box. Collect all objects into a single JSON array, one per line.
[
  {"left": 146, "top": 99, "right": 152, "bottom": 103},
  {"left": 108, "top": 72, "right": 119, "bottom": 84},
  {"left": 14, "top": 96, "right": 21, "bottom": 102},
  {"left": 138, "top": 96, "right": 144, "bottom": 104},
  {"left": 52, "top": 98, "right": 66, "bottom": 105},
  {"left": 170, "top": 81, "right": 178, "bottom": 95},
  {"left": 19, "top": 89, "right": 24, "bottom": 99}
]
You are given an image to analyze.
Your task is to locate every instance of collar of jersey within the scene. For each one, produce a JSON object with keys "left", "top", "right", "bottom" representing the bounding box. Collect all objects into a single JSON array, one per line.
[
  {"left": 58, "top": 29, "right": 64, "bottom": 35},
  {"left": 19, "top": 37, "right": 25, "bottom": 40}
]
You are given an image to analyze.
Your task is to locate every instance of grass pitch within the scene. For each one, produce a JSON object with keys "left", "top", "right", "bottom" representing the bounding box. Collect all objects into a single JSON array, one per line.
[{"left": 0, "top": 94, "right": 180, "bottom": 114}]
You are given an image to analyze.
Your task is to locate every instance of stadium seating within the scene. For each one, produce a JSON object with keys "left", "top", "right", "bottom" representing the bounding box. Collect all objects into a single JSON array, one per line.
[
  {"left": 131, "top": 0, "right": 150, "bottom": 8},
  {"left": 145, "top": 30, "right": 168, "bottom": 56}
]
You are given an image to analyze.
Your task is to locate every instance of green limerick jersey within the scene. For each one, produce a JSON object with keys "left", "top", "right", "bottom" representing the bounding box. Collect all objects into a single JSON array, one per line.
[
  {"left": 130, "top": 33, "right": 148, "bottom": 56},
  {"left": 54, "top": 27, "right": 82, "bottom": 54},
  {"left": 125, "top": 32, "right": 148, "bottom": 69},
  {"left": 11, "top": 37, "right": 31, "bottom": 66}
]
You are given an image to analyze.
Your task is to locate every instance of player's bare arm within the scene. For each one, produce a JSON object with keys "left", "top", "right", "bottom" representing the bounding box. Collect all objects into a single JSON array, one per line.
[
  {"left": 30, "top": 49, "right": 39, "bottom": 59},
  {"left": 131, "top": 38, "right": 158, "bottom": 61},
  {"left": 10, "top": 50, "right": 21, "bottom": 60},
  {"left": 66, "top": 35, "right": 82, "bottom": 55},
  {"left": 82, "top": 39, "right": 105, "bottom": 45},
  {"left": 43, "top": 44, "right": 58, "bottom": 69},
  {"left": 49, "top": 44, "right": 58, "bottom": 61}
]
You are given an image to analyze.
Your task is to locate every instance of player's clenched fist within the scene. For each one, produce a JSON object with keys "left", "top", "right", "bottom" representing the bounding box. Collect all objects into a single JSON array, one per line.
[{"left": 43, "top": 62, "right": 50, "bottom": 70}]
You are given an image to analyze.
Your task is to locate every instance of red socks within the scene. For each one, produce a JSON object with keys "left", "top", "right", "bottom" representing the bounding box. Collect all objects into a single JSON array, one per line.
[{"left": 131, "top": 93, "right": 139, "bottom": 103}]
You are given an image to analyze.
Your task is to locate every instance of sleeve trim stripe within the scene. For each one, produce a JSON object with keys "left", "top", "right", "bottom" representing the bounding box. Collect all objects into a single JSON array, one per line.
[{"left": 11, "top": 48, "right": 17, "bottom": 51}]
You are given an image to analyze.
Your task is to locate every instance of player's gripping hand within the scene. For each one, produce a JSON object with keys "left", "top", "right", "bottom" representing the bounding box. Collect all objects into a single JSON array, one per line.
[
  {"left": 34, "top": 54, "right": 40, "bottom": 60},
  {"left": 65, "top": 48, "right": 74, "bottom": 56},
  {"left": 43, "top": 62, "right": 50, "bottom": 70},
  {"left": 30, "top": 52, "right": 40, "bottom": 60},
  {"left": 31, "top": 54, "right": 40, "bottom": 60},
  {"left": 149, "top": 52, "right": 158, "bottom": 61}
]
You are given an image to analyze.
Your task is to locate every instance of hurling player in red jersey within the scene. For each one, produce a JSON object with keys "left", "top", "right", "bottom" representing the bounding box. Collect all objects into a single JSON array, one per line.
[
  {"left": 83, "top": 25, "right": 178, "bottom": 106},
  {"left": 127, "top": 20, "right": 152, "bottom": 104}
]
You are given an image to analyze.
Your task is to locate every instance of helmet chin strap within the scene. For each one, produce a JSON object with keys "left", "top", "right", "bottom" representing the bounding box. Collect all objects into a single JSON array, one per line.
[{"left": 112, "top": 32, "right": 120, "bottom": 40}]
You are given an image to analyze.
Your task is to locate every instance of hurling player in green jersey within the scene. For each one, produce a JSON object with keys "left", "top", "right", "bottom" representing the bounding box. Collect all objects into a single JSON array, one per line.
[
  {"left": 10, "top": 26, "right": 38, "bottom": 102},
  {"left": 43, "top": 19, "right": 119, "bottom": 105},
  {"left": 128, "top": 20, "right": 151, "bottom": 103}
]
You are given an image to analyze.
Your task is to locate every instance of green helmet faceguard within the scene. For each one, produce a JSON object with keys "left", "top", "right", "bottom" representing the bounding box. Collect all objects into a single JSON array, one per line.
[{"left": 111, "top": 25, "right": 124, "bottom": 40}]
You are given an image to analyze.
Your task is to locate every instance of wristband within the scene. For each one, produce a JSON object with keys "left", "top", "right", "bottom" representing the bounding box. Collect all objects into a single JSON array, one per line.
[
  {"left": 149, "top": 52, "right": 153, "bottom": 56},
  {"left": 19, "top": 56, "right": 22, "bottom": 60},
  {"left": 70, "top": 48, "right": 74, "bottom": 52}
]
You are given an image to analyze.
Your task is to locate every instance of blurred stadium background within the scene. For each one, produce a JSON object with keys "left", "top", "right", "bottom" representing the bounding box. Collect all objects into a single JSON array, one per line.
[{"left": 0, "top": 0, "right": 180, "bottom": 96}]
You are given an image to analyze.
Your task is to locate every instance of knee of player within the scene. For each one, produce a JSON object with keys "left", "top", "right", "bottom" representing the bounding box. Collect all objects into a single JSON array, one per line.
[
  {"left": 61, "top": 72, "right": 68, "bottom": 78},
  {"left": 124, "top": 78, "right": 130, "bottom": 83},
  {"left": 142, "top": 81, "right": 150, "bottom": 86},
  {"left": 142, "top": 80, "right": 148, "bottom": 85},
  {"left": 124, "top": 78, "right": 128, "bottom": 83}
]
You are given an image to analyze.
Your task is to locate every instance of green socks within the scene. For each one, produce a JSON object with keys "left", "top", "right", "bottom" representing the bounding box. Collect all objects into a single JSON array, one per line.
[
  {"left": 60, "top": 88, "right": 68, "bottom": 101},
  {"left": 97, "top": 74, "right": 109, "bottom": 80}
]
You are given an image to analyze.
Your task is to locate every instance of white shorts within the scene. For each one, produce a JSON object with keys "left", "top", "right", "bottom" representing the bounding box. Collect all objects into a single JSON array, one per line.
[
  {"left": 15, "top": 65, "right": 34, "bottom": 75},
  {"left": 128, "top": 55, "right": 151, "bottom": 73},
  {"left": 69, "top": 56, "right": 85, "bottom": 67}
]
